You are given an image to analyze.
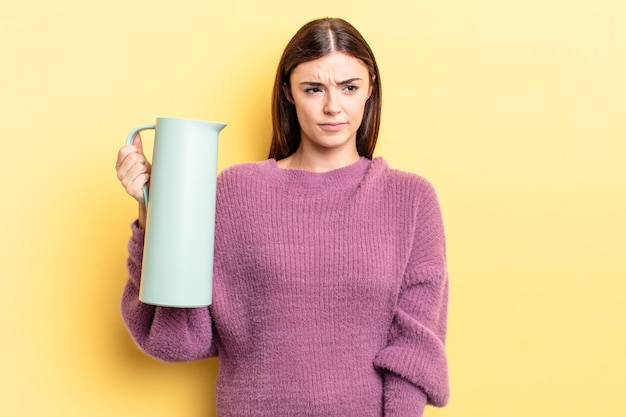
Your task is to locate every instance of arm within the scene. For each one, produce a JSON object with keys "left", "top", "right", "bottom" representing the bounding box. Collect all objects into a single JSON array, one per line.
[
  {"left": 374, "top": 181, "right": 450, "bottom": 417},
  {"left": 120, "top": 221, "right": 217, "bottom": 362},
  {"left": 117, "top": 135, "right": 216, "bottom": 361}
]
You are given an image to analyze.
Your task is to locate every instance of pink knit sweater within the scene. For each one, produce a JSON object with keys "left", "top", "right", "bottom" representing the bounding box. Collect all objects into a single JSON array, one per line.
[{"left": 121, "top": 157, "right": 449, "bottom": 417}]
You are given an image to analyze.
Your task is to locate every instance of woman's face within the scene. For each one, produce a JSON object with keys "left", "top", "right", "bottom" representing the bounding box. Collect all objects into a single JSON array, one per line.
[{"left": 286, "top": 52, "right": 373, "bottom": 156}]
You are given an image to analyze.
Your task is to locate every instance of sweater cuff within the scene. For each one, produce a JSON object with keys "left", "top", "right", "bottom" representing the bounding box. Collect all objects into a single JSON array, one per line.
[
  {"left": 127, "top": 220, "right": 146, "bottom": 286},
  {"left": 384, "top": 373, "right": 427, "bottom": 417},
  {"left": 130, "top": 219, "right": 146, "bottom": 236},
  {"left": 129, "top": 220, "right": 146, "bottom": 255}
]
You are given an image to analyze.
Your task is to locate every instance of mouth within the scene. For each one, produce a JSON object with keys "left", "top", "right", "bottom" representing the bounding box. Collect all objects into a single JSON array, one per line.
[{"left": 319, "top": 122, "right": 347, "bottom": 132}]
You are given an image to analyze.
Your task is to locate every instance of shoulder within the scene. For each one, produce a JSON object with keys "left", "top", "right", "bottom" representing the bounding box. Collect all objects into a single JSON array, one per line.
[
  {"left": 216, "top": 160, "right": 274, "bottom": 204},
  {"left": 217, "top": 159, "right": 274, "bottom": 187},
  {"left": 218, "top": 159, "right": 273, "bottom": 179},
  {"left": 369, "top": 157, "right": 439, "bottom": 203}
]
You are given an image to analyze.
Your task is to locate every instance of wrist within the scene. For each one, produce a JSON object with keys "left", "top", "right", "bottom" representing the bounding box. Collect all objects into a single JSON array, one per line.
[{"left": 138, "top": 203, "right": 147, "bottom": 229}]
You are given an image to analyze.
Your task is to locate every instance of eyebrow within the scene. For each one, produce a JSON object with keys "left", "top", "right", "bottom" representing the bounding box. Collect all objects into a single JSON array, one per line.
[{"left": 299, "top": 78, "right": 363, "bottom": 87}]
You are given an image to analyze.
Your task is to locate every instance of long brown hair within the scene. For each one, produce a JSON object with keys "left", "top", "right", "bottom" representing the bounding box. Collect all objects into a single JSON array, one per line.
[{"left": 269, "top": 18, "right": 382, "bottom": 160}]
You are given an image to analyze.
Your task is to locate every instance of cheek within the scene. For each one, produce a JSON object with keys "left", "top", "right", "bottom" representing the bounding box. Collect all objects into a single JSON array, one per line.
[
  {"left": 294, "top": 102, "right": 317, "bottom": 122},
  {"left": 351, "top": 98, "right": 369, "bottom": 119}
]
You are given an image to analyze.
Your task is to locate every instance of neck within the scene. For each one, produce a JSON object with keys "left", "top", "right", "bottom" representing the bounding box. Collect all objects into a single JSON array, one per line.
[{"left": 277, "top": 145, "right": 360, "bottom": 173}]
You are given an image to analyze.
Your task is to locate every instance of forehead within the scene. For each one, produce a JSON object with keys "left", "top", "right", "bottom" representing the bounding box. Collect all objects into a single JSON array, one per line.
[{"left": 291, "top": 52, "right": 369, "bottom": 80}]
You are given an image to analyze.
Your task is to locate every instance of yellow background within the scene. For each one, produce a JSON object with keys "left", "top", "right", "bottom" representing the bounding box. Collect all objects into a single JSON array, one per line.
[{"left": 1, "top": 0, "right": 625, "bottom": 415}]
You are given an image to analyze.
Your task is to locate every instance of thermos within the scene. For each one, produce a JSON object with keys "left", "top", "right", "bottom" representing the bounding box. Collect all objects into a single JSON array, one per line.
[{"left": 125, "top": 117, "right": 226, "bottom": 307}]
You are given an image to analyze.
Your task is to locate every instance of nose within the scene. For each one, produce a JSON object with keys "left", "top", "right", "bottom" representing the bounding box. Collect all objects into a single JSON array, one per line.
[{"left": 323, "top": 91, "right": 341, "bottom": 115}]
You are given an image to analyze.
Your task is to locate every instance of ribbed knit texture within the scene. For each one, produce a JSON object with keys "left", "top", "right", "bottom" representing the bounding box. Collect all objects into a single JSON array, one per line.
[{"left": 121, "top": 157, "right": 449, "bottom": 417}]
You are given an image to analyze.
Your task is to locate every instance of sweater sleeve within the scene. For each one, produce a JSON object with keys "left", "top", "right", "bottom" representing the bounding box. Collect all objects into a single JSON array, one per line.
[
  {"left": 120, "top": 221, "right": 217, "bottom": 362},
  {"left": 374, "top": 180, "right": 450, "bottom": 416}
]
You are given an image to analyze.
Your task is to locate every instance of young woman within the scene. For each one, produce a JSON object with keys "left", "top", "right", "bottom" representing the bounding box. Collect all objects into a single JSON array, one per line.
[{"left": 116, "top": 17, "right": 449, "bottom": 417}]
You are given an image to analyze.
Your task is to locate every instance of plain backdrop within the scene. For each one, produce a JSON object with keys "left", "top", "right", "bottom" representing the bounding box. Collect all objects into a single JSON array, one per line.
[{"left": 1, "top": 0, "right": 625, "bottom": 416}]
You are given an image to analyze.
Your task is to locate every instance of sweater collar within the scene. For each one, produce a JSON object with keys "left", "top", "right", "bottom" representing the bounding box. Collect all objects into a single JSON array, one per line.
[{"left": 266, "top": 157, "right": 374, "bottom": 193}]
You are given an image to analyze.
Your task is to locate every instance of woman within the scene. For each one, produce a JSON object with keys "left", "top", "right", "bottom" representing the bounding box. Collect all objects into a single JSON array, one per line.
[{"left": 116, "top": 17, "right": 449, "bottom": 417}]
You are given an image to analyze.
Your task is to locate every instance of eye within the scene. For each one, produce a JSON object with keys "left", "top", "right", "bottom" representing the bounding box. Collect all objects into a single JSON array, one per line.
[
  {"left": 344, "top": 85, "right": 359, "bottom": 92},
  {"left": 305, "top": 87, "right": 322, "bottom": 94}
]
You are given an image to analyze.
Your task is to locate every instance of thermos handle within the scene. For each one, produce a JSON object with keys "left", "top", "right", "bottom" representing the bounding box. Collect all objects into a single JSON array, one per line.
[{"left": 125, "top": 125, "right": 155, "bottom": 206}]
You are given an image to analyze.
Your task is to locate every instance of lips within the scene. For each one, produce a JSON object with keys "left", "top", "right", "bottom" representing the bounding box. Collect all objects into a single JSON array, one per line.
[{"left": 319, "top": 122, "right": 346, "bottom": 132}]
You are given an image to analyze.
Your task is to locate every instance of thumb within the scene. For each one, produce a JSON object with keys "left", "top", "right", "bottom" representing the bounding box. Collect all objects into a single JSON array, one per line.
[{"left": 133, "top": 133, "right": 145, "bottom": 156}]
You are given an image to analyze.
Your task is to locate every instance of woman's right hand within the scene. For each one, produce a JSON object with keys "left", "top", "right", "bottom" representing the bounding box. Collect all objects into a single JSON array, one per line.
[{"left": 116, "top": 133, "right": 151, "bottom": 204}]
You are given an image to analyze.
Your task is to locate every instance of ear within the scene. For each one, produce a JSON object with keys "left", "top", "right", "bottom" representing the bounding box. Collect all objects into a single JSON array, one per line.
[{"left": 283, "top": 83, "right": 295, "bottom": 104}]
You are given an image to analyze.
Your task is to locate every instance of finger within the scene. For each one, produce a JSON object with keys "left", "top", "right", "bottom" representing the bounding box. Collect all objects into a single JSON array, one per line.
[
  {"left": 130, "top": 173, "right": 150, "bottom": 203},
  {"left": 117, "top": 152, "right": 148, "bottom": 181},
  {"left": 116, "top": 145, "right": 138, "bottom": 170},
  {"left": 120, "top": 166, "right": 149, "bottom": 201},
  {"left": 123, "top": 175, "right": 148, "bottom": 203}
]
